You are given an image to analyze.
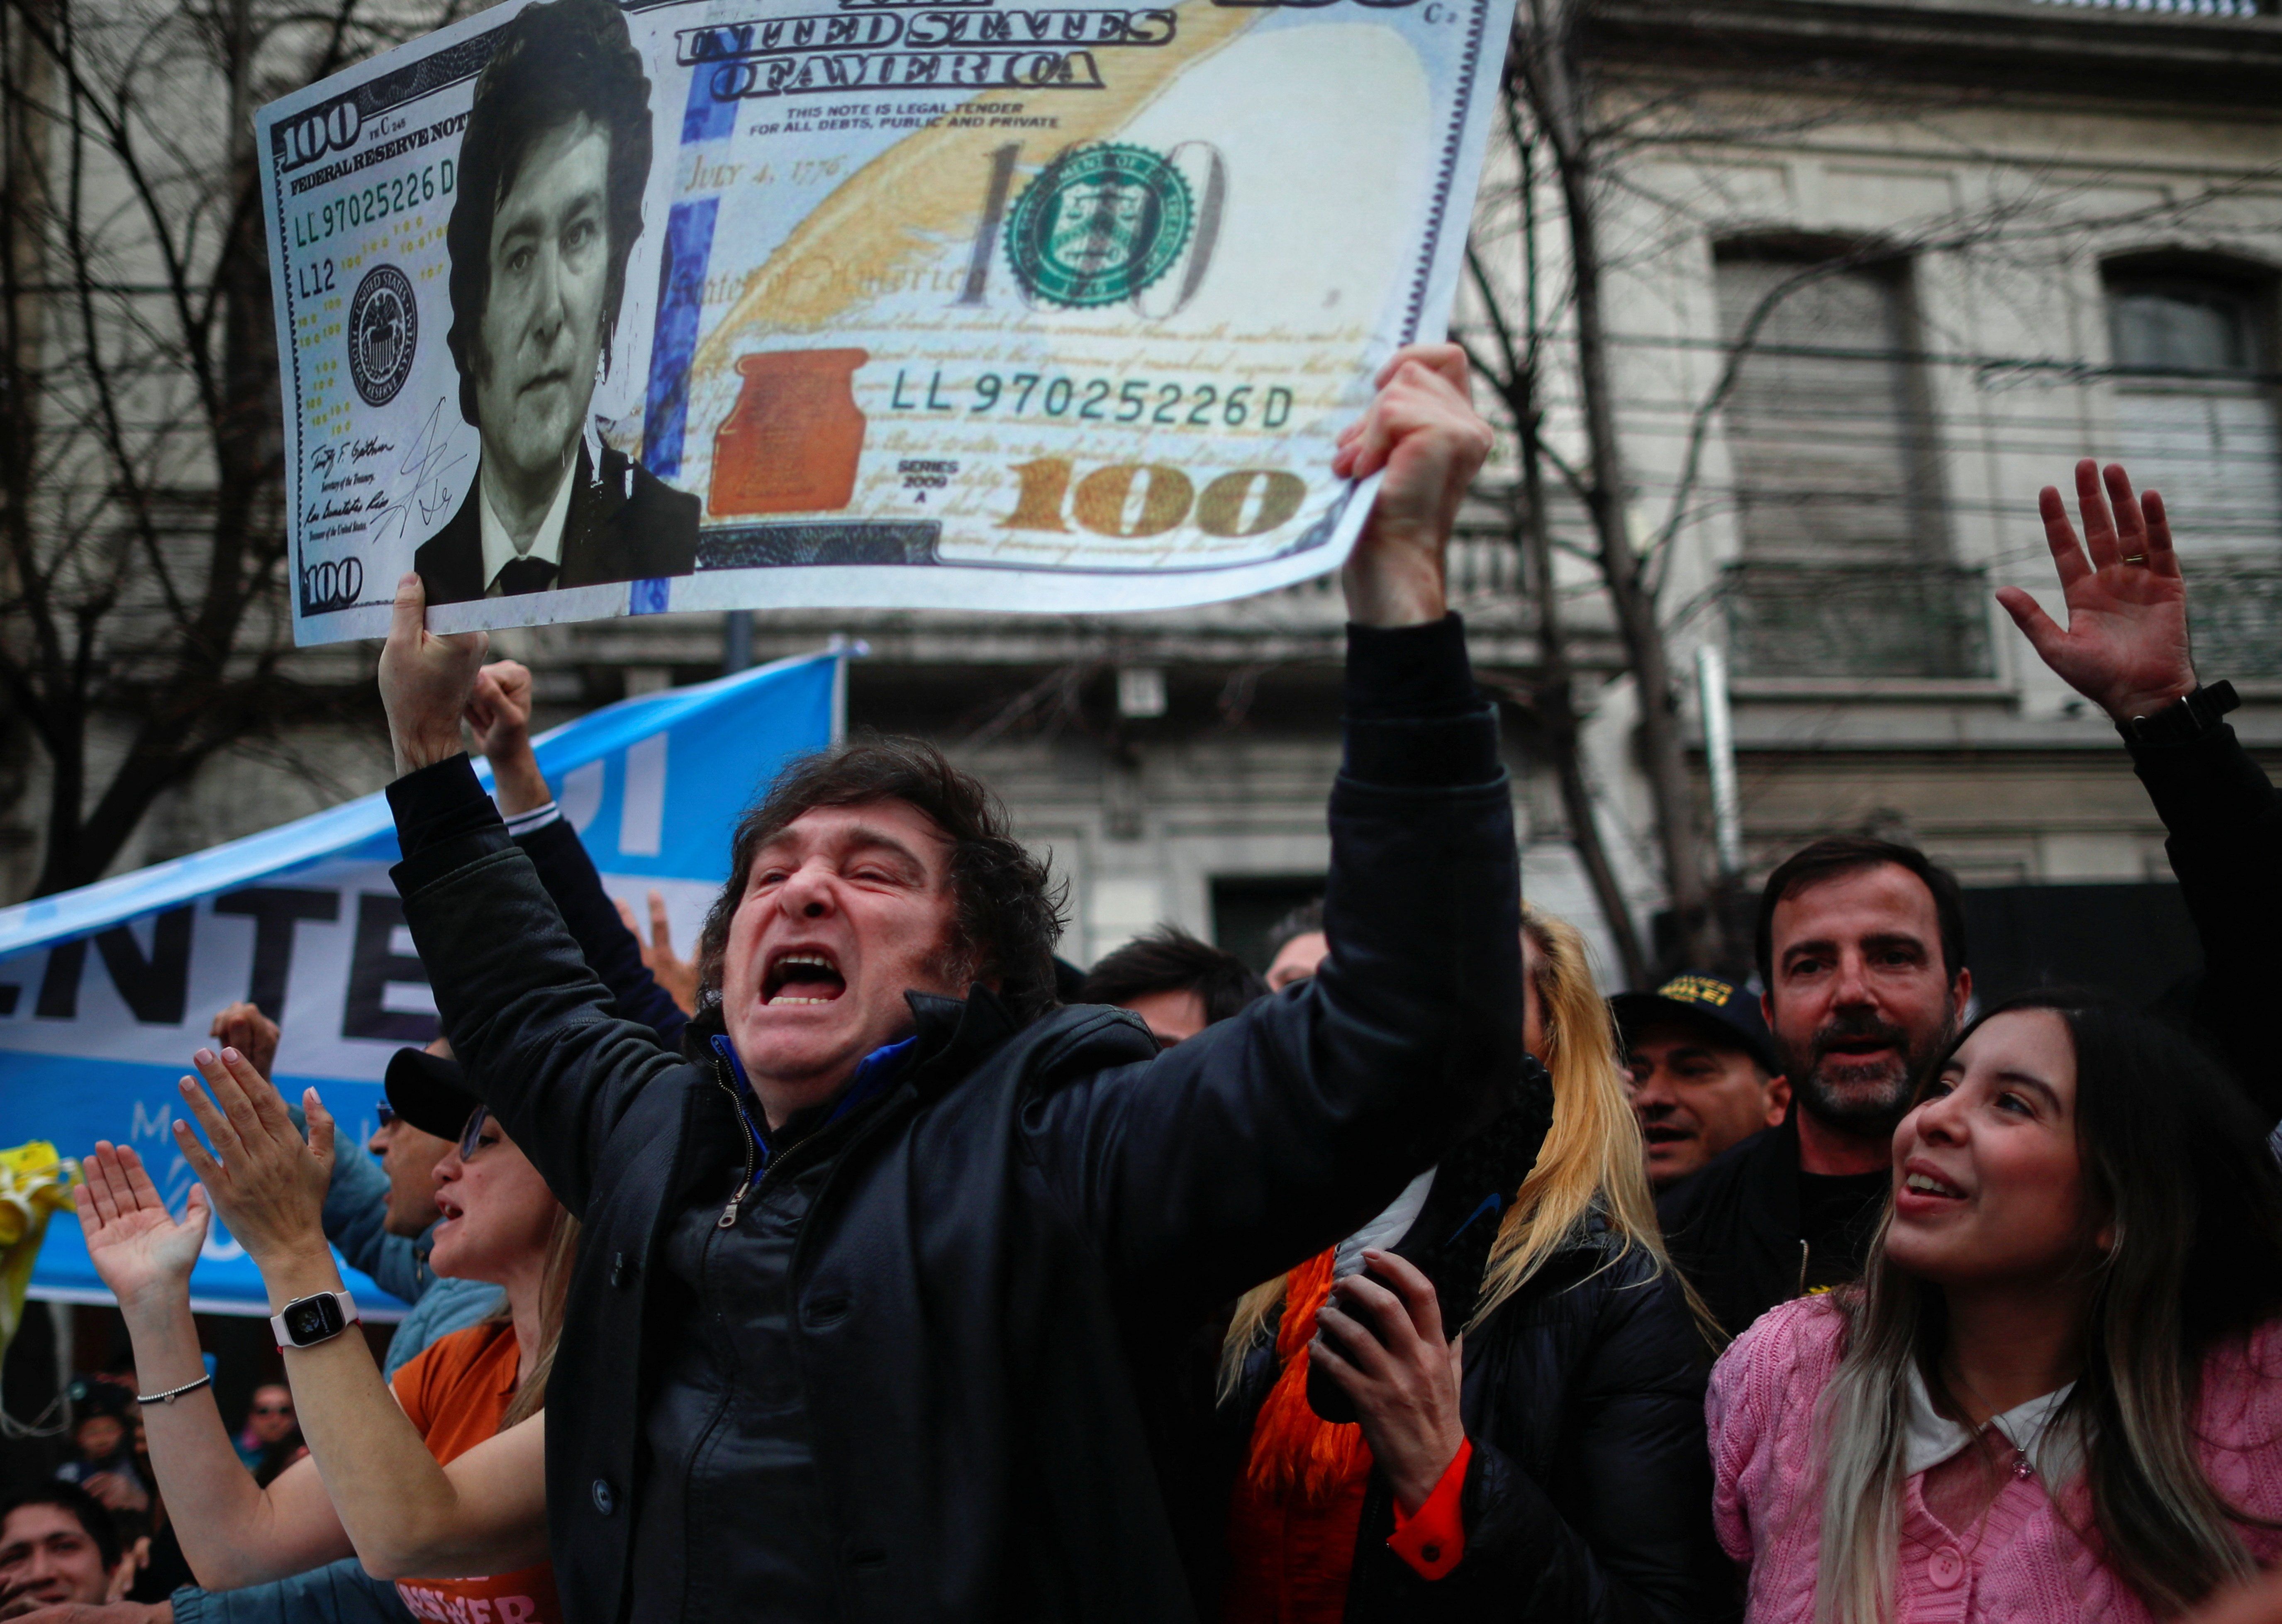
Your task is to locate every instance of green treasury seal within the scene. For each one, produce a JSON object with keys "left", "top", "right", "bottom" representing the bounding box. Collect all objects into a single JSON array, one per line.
[{"left": 1004, "top": 144, "right": 1194, "bottom": 310}]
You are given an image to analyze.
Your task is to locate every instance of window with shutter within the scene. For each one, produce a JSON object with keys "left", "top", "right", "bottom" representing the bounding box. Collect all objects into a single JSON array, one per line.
[
  {"left": 2104, "top": 263, "right": 2282, "bottom": 678},
  {"left": 1714, "top": 249, "right": 1943, "bottom": 559},
  {"left": 2105, "top": 271, "right": 2281, "bottom": 550},
  {"left": 1714, "top": 245, "right": 1981, "bottom": 678}
]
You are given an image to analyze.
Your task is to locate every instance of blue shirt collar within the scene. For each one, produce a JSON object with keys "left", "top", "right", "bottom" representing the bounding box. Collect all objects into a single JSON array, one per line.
[{"left": 711, "top": 1033, "right": 917, "bottom": 1166}]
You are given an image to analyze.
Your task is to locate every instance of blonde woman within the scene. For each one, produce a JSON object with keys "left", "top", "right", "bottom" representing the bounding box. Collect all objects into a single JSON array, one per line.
[{"left": 1215, "top": 905, "right": 1733, "bottom": 1623}]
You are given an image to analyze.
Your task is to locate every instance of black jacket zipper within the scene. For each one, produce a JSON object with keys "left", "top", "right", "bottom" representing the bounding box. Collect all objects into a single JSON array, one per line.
[{"left": 712, "top": 1053, "right": 761, "bottom": 1229}]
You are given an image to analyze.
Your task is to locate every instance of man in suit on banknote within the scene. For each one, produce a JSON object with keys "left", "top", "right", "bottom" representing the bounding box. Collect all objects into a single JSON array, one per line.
[{"left": 416, "top": 0, "right": 699, "bottom": 606}]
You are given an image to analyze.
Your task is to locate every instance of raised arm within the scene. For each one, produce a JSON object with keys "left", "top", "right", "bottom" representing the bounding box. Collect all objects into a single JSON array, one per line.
[
  {"left": 467, "top": 660, "right": 689, "bottom": 1048},
  {"left": 378, "top": 587, "right": 681, "bottom": 1213},
  {"left": 1025, "top": 347, "right": 1524, "bottom": 1308},
  {"left": 169, "top": 1048, "right": 551, "bottom": 1581},
  {"left": 1997, "top": 460, "right": 2282, "bottom": 1122},
  {"left": 75, "top": 1139, "right": 353, "bottom": 1590}
]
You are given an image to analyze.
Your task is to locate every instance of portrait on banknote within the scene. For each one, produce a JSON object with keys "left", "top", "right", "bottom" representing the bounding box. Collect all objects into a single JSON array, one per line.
[{"left": 260, "top": 0, "right": 1516, "bottom": 643}]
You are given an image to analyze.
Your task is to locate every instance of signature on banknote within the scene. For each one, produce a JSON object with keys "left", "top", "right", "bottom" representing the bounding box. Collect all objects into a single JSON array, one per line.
[{"left": 367, "top": 395, "right": 467, "bottom": 547}]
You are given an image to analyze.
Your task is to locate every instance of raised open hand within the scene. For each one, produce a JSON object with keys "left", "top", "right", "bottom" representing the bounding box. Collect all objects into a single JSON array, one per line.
[
  {"left": 616, "top": 890, "right": 700, "bottom": 1015},
  {"left": 171, "top": 1046, "right": 334, "bottom": 1272},
  {"left": 76, "top": 1141, "right": 209, "bottom": 1314},
  {"left": 1994, "top": 460, "right": 2197, "bottom": 724}
]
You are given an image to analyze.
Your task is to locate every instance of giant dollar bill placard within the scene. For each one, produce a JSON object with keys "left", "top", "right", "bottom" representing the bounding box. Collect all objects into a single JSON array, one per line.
[{"left": 259, "top": 0, "right": 1514, "bottom": 644}]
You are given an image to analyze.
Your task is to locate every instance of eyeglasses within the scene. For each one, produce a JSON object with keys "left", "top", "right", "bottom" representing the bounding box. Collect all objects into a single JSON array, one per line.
[
  {"left": 374, "top": 1103, "right": 396, "bottom": 1128},
  {"left": 457, "top": 1105, "right": 492, "bottom": 1162}
]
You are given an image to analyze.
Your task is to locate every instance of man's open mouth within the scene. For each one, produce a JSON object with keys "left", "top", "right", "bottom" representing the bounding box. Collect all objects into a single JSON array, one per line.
[
  {"left": 1642, "top": 1125, "right": 1692, "bottom": 1147},
  {"left": 765, "top": 950, "right": 847, "bottom": 1006}
]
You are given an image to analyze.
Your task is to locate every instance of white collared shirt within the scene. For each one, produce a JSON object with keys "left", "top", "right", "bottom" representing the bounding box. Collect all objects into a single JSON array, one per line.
[
  {"left": 1903, "top": 1364, "right": 2084, "bottom": 1488},
  {"left": 479, "top": 455, "right": 578, "bottom": 597}
]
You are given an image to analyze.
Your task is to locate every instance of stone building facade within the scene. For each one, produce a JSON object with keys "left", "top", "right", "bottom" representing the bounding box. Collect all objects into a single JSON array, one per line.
[{"left": 8, "top": 0, "right": 2278, "bottom": 1001}]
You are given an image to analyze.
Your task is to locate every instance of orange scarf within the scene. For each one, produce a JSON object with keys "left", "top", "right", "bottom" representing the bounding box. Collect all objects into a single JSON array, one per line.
[{"left": 1221, "top": 1249, "right": 1375, "bottom": 1624}]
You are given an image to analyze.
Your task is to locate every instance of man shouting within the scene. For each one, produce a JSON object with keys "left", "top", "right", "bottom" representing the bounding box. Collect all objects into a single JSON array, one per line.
[{"left": 375, "top": 344, "right": 1520, "bottom": 1623}]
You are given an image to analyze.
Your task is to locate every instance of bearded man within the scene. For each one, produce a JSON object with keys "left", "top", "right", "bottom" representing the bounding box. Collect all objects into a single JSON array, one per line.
[{"left": 1655, "top": 836, "right": 1970, "bottom": 1335}]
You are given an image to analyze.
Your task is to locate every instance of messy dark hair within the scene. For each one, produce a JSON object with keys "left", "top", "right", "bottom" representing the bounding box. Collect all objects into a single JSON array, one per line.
[
  {"left": 1264, "top": 897, "right": 1324, "bottom": 959},
  {"left": 1754, "top": 834, "right": 1967, "bottom": 992},
  {"left": 697, "top": 738, "right": 1068, "bottom": 1026},
  {"left": 1, "top": 1481, "right": 122, "bottom": 1573},
  {"left": 445, "top": 0, "right": 652, "bottom": 429},
  {"left": 1078, "top": 925, "right": 1266, "bottom": 1027}
]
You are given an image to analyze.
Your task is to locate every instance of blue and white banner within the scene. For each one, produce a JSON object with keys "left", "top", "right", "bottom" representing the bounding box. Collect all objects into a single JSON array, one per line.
[{"left": 0, "top": 649, "right": 843, "bottom": 1314}]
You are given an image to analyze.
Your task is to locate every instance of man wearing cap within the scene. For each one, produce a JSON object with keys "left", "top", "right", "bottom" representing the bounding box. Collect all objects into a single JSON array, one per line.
[
  {"left": 1612, "top": 973, "right": 1788, "bottom": 1192},
  {"left": 347, "top": 1043, "right": 510, "bottom": 1377}
]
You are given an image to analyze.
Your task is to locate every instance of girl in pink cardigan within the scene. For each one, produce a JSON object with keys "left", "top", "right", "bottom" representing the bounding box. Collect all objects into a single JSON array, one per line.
[{"left": 1709, "top": 990, "right": 2282, "bottom": 1623}]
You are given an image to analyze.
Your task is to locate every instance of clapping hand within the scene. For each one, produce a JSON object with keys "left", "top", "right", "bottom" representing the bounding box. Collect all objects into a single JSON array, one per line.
[
  {"left": 75, "top": 1143, "right": 209, "bottom": 1316},
  {"left": 1309, "top": 1249, "right": 1468, "bottom": 1515},
  {"left": 1994, "top": 460, "right": 2198, "bottom": 724},
  {"left": 170, "top": 1048, "right": 335, "bottom": 1273}
]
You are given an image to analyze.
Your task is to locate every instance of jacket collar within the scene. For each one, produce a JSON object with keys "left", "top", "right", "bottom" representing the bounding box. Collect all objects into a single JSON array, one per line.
[
  {"left": 709, "top": 1030, "right": 917, "bottom": 1168},
  {"left": 903, "top": 985, "right": 1022, "bottom": 1098}
]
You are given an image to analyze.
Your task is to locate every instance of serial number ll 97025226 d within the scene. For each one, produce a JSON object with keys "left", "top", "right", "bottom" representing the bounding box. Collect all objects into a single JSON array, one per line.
[{"left": 953, "top": 373, "right": 1296, "bottom": 429}]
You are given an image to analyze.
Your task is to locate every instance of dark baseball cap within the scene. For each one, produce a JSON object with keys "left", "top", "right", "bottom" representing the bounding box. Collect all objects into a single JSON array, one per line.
[
  {"left": 383, "top": 1046, "right": 481, "bottom": 1141},
  {"left": 1610, "top": 973, "right": 1782, "bottom": 1077}
]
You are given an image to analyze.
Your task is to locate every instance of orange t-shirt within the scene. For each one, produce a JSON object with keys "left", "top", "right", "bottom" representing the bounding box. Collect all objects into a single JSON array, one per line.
[{"left": 389, "top": 1322, "right": 561, "bottom": 1624}]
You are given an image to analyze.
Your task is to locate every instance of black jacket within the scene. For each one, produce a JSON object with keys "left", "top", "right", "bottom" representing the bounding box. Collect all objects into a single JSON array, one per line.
[
  {"left": 1653, "top": 1117, "right": 1817, "bottom": 1342},
  {"left": 2129, "top": 721, "right": 2282, "bottom": 1127},
  {"left": 412, "top": 442, "right": 699, "bottom": 605},
  {"left": 387, "top": 617, "right": 1524, "bottom": 1624},
  {"left": 516, "top": 814, "right": 688, "bottom": 1049},
  {"left": 1218, "top": 1224, "right": 1730, "bottom": 1624}
]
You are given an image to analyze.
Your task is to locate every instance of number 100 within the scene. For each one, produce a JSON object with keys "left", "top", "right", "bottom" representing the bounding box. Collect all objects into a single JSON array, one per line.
[{"left": 1004, "top": 459, "right": 1307, "bottom": 538}]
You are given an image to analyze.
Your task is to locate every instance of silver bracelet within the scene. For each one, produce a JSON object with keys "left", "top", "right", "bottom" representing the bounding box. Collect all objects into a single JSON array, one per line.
[{"left": 135, "top": 1373, "right": 213, "bottom": 1406}]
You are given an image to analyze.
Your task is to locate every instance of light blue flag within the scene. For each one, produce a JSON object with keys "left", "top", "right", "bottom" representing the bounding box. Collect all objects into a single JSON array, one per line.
[{"left": 0, "top": 649, "right": 844, "bottom": 1314}]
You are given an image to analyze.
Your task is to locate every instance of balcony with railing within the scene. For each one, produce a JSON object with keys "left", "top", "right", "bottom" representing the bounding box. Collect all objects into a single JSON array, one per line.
[
  {"left": 1723, "top": 561, "right": 1995, "bottom": 682},
  {"left": 2187, "top": 568, "right": 2282, "bottom": 680}
]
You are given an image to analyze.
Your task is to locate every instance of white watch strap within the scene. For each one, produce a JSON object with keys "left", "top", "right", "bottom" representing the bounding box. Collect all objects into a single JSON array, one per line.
[{"left": 270, "top": 1289, "right": 359, "bottom": 1349}]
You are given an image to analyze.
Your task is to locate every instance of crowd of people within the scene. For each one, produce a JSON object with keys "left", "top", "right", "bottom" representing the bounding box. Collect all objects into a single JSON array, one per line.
[{"left": 7, "top": 347, "right": 2282, "bottom": 1623}]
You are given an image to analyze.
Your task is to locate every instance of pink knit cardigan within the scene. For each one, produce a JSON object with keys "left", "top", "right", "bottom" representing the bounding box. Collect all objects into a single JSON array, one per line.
[{"left": 1708, "top": 1297, "right": 2282, "bottom": 1622}]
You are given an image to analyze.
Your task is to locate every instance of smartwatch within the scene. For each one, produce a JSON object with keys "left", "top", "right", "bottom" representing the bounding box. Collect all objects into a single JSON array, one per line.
[
  {"left": 271, "top": 1290, "right": 359, "bottom": 1350},
  {"left": 2125, "top": 680, "right": 2239, "bottom": 746}
]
